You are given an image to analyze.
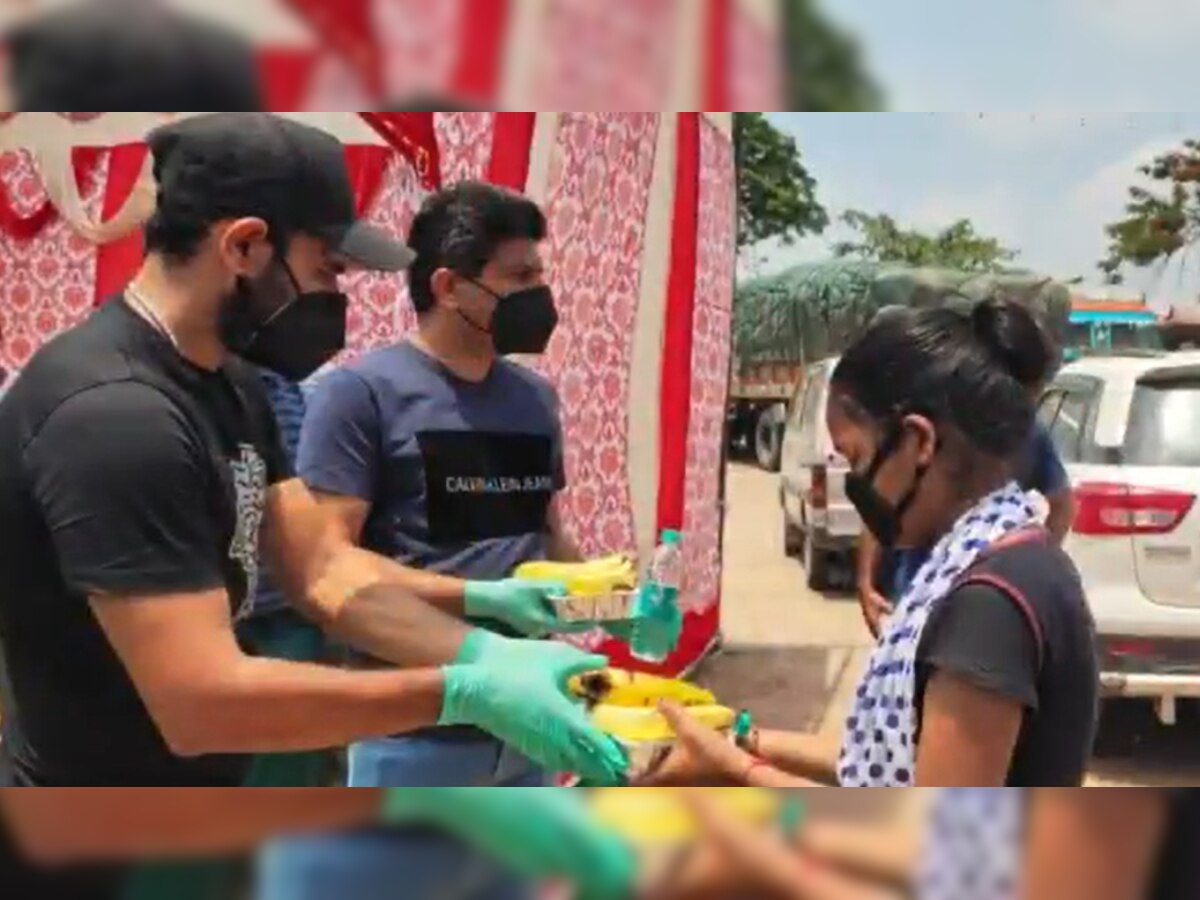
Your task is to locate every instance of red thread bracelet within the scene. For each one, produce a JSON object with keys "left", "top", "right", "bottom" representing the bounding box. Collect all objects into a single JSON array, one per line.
[{"left": 741, "top": 755, "right": 768, "bottom": 784}]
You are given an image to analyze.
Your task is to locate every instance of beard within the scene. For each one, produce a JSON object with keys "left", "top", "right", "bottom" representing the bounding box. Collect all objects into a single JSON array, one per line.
[{"left": 218, "top": 265, "right": 294, "bottom": 354}]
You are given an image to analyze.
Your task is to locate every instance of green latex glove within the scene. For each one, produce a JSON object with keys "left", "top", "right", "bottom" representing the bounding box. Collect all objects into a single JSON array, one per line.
[
  {"left": 442, "top": 630, "right": 629, "bottom": 784},
  {"left": 381, "top": 788, "right": 637, "bottom": 900},
  {"left": 464, "top": 578, "right": 568, "bottom": 636}
]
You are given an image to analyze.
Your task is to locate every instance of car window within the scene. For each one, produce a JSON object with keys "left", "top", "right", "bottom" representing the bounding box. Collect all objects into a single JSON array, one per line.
[
  {"left": 1124, "top": 380, "right": 1200, "bottom": 467},
  {"left": 1047, "top": 389, "right": 1090, "bottom": 463},
  {"left": 1036, "top": 390, "right": 1064, "bottom": 429}
]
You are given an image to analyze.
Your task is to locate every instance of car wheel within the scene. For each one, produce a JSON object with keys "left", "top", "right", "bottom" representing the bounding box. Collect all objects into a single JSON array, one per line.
[
  {"left": 1092, "top": 699, "right": 1153, "bottom": 759},
  {"left": 753, "top": 406, "right": 785, "bottom": 472},
  {"left": 803, "top": 531, "right": 830, "bottom": 591}
]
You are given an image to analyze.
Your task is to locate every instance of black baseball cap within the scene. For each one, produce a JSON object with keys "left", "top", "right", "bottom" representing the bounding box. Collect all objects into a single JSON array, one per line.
[
  {"left": 146, "top": 113, "right": 415, "bottom": 272},
  {"left": 8, "top": 1, "right": 263, "bottom": 111}
]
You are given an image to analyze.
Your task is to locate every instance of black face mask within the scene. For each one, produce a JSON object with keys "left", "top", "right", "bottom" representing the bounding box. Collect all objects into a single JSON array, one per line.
[
  {"left": 220, "top": 262, "right": 348, "bottom": 382},
  {"left": 459, "top": 280, "right": 559, "bottom": 356},
  {"left": 844, "top": 422, "right": 931, "bottom": 549}
]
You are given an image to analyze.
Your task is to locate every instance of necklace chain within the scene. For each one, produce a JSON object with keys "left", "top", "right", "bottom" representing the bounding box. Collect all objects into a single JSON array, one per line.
[{"left": 124, "top": 284, "right": 180, "bottom": 350}]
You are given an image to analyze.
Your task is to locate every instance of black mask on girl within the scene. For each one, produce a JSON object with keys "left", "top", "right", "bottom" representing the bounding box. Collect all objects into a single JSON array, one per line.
[
  {"left": 220, "top": 260, "right": 348, "bottom": 381},
  {"left": 458, "top": 279, "right": 559, "bottom": 356},
  {"left": 844, "top": 421, "right": 933, "bottom": 548}
]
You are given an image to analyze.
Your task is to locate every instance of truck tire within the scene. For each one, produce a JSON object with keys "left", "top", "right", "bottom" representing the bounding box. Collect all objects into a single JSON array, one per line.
[
  {"left": 754, "top": 405, "right": 785, "bottom": 472},
  {"left": 802, "top": 531, "right": 830, "bottom": 591},
  {"left": 783, "top": 518, "right": 804, "bottom": 558}
]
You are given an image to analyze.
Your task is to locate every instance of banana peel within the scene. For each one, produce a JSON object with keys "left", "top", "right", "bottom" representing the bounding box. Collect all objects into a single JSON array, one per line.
[
  {"left": 589, "top": 788, "right": 781, "bottom": 846},
  {"left": 568, "top": 669, "right": 717, "bottom": 709}
]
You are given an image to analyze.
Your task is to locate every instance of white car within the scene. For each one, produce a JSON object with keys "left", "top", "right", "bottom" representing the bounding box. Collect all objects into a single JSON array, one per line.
[
  {"left": 779, "top": 357, "right": 861, "bottom": 590},
  {"left": 1043, "top": 352, "right": 1200, "bottom": 743}
]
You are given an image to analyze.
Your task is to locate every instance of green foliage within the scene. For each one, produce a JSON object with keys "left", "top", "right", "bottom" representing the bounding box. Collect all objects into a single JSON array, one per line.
[
  {"left": 734, "top": 112, "right": 828, "bottom": 250},
  {"left": 834, "top": 211, "right": 1019, "bottom": 272},
  {"left": 1099, "top": 139, "right": 1200, "bottom": 285},
  {"left": 780, "top": 0, "right": 884, "bottom": 111}
]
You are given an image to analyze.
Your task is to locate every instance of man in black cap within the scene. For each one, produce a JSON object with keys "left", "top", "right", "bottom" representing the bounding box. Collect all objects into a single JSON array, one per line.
[
  {"left": 0, "top": 113, "right": 626, "bottom": 790},
  {"left": 6, "top": 0, "right": 264, "bottom": 111}
]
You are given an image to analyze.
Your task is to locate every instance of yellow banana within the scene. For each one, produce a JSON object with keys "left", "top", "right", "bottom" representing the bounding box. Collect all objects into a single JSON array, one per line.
[
  {"left": 568, "top": 669, "right": 716, "bottom": 708},
  {"left": 590, "top": 703, "right": 736, "bottom": 744},
  {"left": 514, "top": 556, "right": 637, "bottom": 594},
  {"left": 589, "top": 788, "right": 780, "bottom": 845}
]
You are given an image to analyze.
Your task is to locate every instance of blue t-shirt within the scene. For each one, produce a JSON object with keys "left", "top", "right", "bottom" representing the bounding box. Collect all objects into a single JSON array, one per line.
[
  {"left": 879, "top": 421, "right": 1069, "bottom": 601},
  {"left": 246, "top": 369, "right": 309, "bottom": 618},
  {"left": 297, "top": 342, "right": 566, "bottom": 588}
]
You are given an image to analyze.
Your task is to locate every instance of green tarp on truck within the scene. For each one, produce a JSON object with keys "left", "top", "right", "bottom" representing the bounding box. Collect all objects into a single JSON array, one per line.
[{"left": 733, "top": 260, "right": 1072, "bottom": 369}]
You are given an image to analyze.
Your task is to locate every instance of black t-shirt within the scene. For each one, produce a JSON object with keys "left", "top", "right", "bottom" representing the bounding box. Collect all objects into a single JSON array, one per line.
[
  {"left": 0, "top": 814, "right": 123, "bottom": 900},
  {"left": 0, "top": 299, "right": 290, "bottom": 787},
  {"left": 0, "top": 816, "right": 248, "bottom": 900},
  {"left": 915, "top": 537, "right": 1099, "bottom": 786},
  {"left": 1153, "top": 789, "right": 1200, "bottom": 900}
]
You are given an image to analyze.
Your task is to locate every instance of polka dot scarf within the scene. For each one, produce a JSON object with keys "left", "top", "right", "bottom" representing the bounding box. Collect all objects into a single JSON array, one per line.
[
  {"left": 838, "top": 482, "right": 1037, "bottom": 787},
  {"left": 919, "top": 788, "right": 1024, "bottom": 900}
]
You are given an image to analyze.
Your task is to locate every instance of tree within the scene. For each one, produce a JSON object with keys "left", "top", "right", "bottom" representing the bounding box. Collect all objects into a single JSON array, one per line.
[
  {"left": 1099, "top": 140, "right": 1200, "bottom": 285},
  {"left": 734, "top": 113, "right": 828, "bottom": 254},
  {"left": 833, "top": 211, "right": 1019, "bottom": 272},
  {"left": 781, "top": 0, "right": 884, "bottom": 112}
]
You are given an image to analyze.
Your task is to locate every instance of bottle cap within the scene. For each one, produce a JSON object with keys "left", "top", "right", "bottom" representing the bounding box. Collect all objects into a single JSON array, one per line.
[{"left": 661, "top": 529, "right": 681, "bottom": 545}]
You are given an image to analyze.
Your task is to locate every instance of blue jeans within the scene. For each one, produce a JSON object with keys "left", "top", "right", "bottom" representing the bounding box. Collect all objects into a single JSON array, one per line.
[{"left": 256, "top": 736, "right": 545, "bottom": 900}]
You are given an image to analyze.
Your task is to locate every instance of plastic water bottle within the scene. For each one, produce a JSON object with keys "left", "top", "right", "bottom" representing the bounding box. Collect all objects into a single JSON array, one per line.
[
  {"left": 631, "top": 530, "right": 683, "bottom": 663},
  {"left": 650, "top": 529, "right": 682, "bottom": 602}
]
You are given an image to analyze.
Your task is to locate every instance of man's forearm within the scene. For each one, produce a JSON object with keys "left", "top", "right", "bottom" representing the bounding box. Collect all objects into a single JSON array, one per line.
[
  {"left": 162, "top": 658, "right": 446, "bottom": 756},
  {"left": 547, "top": 527, "right": 584, "bottom": 563},
  {"left": 354, "top": 545, "right": 469, "bottom": 614},
  {"left": 328, "top": 579, "right": 471, "bottom": 667},
  {"left": 294, "top": 540, "right": 472, "bottom": 666},
  {"left": 546, "top": 501, "right": 585, "bottom": 562},
  {"left": 856, "top": 532, "right": 879, "bottom": 589},
  {"left": 1, "top": 789, "right": 382, "bottom": 865},
  {"left": 1045, "top": 490, "right": 1075, "bottom": 545}
]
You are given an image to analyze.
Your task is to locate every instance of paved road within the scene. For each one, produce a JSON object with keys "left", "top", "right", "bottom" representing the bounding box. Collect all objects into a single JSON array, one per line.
[{"left": 704, "top": 463, "right": 1200, "bottom": 787}]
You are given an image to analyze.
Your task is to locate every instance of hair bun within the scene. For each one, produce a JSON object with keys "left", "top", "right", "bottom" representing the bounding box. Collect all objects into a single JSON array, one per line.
[{"left": 970, "top": 298, "right": 1052, "bottom": 388}]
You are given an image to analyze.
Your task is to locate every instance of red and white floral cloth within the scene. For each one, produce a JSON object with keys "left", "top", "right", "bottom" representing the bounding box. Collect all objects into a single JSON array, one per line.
[
  {"left": 537, "top": 113, "right": 659, "bottom": 561},
  {"left": 0, "top": 111, "right": 736, "bottom": 674},
  {"left": 681, "top": 120, "right": 736, "bottom": 617},
  {"left": 0, "top": 148, "right": 105, "bottom": 370}
]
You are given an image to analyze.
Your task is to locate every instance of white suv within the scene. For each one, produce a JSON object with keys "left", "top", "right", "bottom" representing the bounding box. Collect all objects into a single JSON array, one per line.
[
  {"left": 779, "top": 357, "right": 861, "bottom": 590},
  {"left": 1042, "top": 352, "right": 1200, "bottom": 744}
]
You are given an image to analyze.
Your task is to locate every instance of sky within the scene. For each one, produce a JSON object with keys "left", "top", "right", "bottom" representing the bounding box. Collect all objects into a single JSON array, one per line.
[{"left": 754, "top": 0, "right": 1200, "bottom": 307}]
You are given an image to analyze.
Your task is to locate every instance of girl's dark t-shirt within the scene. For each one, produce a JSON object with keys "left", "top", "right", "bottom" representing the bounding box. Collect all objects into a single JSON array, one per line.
[
  {"left": 1153, "top": 789, "right": 1200, "bottom": 900},
  {"left": 914, "top": 537, "right": 1100, "bottom": 786}
]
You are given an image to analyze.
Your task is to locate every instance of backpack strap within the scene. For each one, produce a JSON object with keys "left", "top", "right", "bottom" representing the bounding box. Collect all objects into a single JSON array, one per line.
[{"left": 952, "top": 527, "right": 1050, "bottom": 674}]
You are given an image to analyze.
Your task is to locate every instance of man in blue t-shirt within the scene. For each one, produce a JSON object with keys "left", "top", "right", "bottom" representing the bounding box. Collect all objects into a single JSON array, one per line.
[
  {"left": 238, "top": 368, "right": 326, "bottom": 650},
  {"left": 263, "top": 183, "right": 585, "bottom": 900}
]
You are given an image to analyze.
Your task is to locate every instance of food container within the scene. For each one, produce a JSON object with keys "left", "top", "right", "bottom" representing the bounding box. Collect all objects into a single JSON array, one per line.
[
  {"left": 551, "top": 589, "right": 636, "bottom": 624},
  {"left": 516, "top": 557, "right": 639, "bottom": 626}
]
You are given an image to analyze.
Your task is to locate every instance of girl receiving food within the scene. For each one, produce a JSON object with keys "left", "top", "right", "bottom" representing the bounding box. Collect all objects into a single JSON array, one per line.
[{"left": 644, "top": 299, "right": 1099, "bottom": 788}]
